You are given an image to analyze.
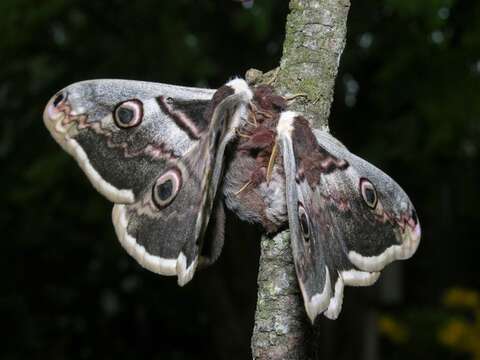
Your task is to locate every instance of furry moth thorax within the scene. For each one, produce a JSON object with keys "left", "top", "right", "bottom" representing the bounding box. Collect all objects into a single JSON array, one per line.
[{"left": 43, "top": 77, "right": 421, "bottom": 322}]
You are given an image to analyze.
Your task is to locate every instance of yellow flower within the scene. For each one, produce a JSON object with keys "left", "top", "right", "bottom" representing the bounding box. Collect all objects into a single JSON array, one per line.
[
  {"left": 438, "top": 288, "right": 480, "bottom": 359},
  {"left": 443, "top": 288, "right": 480, "bottom": 310},
  {"left": 438, "top": 319, "right": 468, "bottom": 347},
  {"left": 378, "top": 315, "right": 409, "bottom": 344}
]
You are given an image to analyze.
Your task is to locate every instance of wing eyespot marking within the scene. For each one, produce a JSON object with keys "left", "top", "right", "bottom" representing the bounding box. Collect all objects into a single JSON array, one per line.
[
  {"left": 359, "top": 177, "right": 378, "bottom": 209},
  {"left": 298, "top": 202, "right": 310, "bottom": 242},
  {"left": 53, "top": 92, "right": 67, "bottom": 108},
  {"left": 152, "top": 167, "right": 182, "bottom": 209},
  {"left": 114, "top": 99, "right": 143, "bottom": 128}
]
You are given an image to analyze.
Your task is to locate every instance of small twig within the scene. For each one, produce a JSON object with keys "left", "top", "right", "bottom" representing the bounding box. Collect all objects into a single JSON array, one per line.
[
  {"left": 285, "top": 93, "right": 309, "bottom": 102},
  {"left": 251, "top": 0, "right": 351, "bottom": 358}
]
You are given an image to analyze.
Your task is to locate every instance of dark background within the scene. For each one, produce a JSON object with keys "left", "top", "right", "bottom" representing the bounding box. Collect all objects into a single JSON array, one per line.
[{"left": 2, "top": 0, "right": 479, "bottom": 359}]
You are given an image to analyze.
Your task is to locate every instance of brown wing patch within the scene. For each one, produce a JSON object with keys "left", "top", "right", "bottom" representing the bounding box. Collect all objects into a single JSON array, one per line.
[{"left": 292, "top": 116, "right": 349, "bottom": 186}]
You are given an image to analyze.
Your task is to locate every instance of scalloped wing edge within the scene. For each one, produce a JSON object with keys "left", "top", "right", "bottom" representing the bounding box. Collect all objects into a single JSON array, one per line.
[
  {"left": 112, "top": 204, "right": 198, "bottom": 285},
  {"left": 348, "top": 223, "right": 421, "bottom": 272}
]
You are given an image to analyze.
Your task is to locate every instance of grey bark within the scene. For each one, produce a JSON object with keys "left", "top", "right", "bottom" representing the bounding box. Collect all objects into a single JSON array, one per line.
[{"left": 250, "top": 1, "right": 350, "bottom": 359}]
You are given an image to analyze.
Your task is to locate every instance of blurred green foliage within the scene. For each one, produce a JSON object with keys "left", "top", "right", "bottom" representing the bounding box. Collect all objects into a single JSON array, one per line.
[
  {"left": 1, "top": 0, "right": 479, "bottom": 359},
  {"left": 439, "top": 288, "right": 480, "bottom": 359},
  {"left": 379, "top": 287, "right": 480, "bottom": 359}
]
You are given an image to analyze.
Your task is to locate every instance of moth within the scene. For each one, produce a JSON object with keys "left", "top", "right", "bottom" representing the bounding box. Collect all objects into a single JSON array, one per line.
[{"left": 43, "top": 78, "right": 420, "bottom": 322}]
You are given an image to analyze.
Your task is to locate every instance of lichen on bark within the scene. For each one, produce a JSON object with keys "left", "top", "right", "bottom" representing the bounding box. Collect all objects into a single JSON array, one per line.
[
  {"left": 277, "top": 0, "right": 350, "bottom": 127},
  {"left": 250, "top": 1, "right": 350, "bottom": 359}
]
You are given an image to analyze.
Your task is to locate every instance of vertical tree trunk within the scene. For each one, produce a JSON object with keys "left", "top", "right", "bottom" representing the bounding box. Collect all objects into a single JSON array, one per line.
[{"left": 251, "top": 1, "right": 350, "bottom": 359}]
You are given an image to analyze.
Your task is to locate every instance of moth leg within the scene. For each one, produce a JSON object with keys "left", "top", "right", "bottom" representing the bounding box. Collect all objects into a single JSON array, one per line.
[
  {"left": 247, "top": 103, "right": 258, "bottom": 127},
  {"left": 266, "top": 139, "right": 278, "bottom": 183},
  {"left": 255, "top": 109, "right": 274, "bottom": 119},
  {"left": 235, "top": 129, "right": 251, "bottom": 139}
]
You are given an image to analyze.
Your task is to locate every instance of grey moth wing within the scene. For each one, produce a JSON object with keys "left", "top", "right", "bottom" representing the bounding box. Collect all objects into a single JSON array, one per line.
[
  {"left": 276, "top": 111, "right": 421, "bottom": 322},
  {"left": 43, "top": 78, "right": 253, "bottom": 285}
]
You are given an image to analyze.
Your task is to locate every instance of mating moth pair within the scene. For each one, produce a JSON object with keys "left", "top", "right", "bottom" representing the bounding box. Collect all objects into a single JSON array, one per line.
[{"left": 43, "top": 77, "right": 420, "bottom": 322}]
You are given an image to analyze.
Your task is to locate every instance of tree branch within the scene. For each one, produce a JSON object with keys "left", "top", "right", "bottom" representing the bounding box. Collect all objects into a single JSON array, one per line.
[
  {"left": 277, "top": 0, "right": 350, "bottom": 127},
  {"left": 251, "top": 1, "right": 350, "bottom": 359}
]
